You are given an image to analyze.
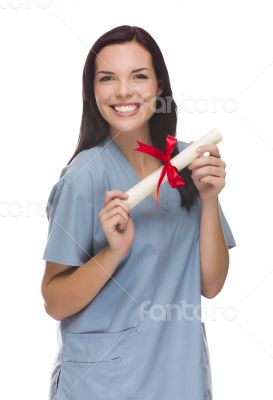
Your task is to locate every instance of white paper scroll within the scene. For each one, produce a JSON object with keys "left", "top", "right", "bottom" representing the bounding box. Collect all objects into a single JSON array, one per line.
[{"left": 122, "top": 128, "right": 223, "bottom": 209}]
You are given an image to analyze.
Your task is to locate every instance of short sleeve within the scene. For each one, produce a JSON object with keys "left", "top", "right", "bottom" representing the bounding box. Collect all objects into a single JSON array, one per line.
[
  {"left": 42, "top": 173, "right": 94, "bottom": 266},
  {"left": 218, "top": 202, "right": 236, "bottom": 250}
]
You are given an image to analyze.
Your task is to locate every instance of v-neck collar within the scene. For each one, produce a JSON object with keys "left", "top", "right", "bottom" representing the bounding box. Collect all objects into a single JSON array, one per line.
[{"left": 103, "top": 136, "right": 168, "bottom": 211}]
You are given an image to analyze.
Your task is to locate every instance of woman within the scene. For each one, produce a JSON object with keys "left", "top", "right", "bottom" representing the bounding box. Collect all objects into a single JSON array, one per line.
[{"left": 41, "top": 25, "right": 236, "bottom": 400}]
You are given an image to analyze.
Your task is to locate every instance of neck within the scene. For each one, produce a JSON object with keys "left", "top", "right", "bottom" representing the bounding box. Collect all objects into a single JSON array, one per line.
[{"left": 109, "top": 125, "right": 157, "bottom": 170}]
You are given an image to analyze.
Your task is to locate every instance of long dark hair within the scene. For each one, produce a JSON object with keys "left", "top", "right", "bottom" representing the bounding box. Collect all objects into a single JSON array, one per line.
[{"left": 67, "top": 25, "right": 199, "bottom": 212}]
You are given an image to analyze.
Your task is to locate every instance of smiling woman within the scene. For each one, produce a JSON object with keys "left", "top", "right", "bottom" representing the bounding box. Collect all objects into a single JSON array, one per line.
[
  {"left": 93, "top": 42, "right": 162, "bottom": 137},
  {"left": 42, "top": 24, "right": 236, "bottom": 400},
  {"left": 69, "top": 25, "right": 200, "bottom": 212}
]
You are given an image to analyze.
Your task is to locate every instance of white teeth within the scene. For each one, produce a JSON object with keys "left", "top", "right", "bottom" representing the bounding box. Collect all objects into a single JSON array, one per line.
[{"left": 113, "top": 105, "right": 139, "bottom": 113}]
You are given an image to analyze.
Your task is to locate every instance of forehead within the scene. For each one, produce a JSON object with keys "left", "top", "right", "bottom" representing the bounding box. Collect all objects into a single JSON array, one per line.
[{"left": 94, "top": 41, "right": 153, "bottom": 72}]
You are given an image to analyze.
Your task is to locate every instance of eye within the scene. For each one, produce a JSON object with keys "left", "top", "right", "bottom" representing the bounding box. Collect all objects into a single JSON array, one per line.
[
  {"left": 99, "top": 76, "right": 114, "bottom": 82},
  {"left": 135, "top": 74, "right": 148, "bottom": 79},
  {"left": 99, "top": 74, "right": 148, "bottom": 82}
]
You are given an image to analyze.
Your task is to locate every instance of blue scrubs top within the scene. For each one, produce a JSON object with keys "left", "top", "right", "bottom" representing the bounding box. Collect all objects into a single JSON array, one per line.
[{"left": 42, "top": 136, "right": 236, "bottom": 400}]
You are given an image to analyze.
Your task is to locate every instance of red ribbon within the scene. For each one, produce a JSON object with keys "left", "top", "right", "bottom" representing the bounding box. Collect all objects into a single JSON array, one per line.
[{"left": 134, "top": 135, "right": 186, "bottom": 208}]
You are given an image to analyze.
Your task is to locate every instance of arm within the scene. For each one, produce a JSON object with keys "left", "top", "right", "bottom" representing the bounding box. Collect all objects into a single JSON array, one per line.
[
  {"left": 41, "top": 246, "right": 125, "bottom": 321},
  {"left": 199, "top": 196, "right": 229, "bottom": 299}
]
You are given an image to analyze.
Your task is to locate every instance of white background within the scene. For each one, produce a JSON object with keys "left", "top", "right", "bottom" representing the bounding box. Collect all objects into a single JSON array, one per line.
[{"left": 0, "top": 0, "right": 272, "bottom": 398}]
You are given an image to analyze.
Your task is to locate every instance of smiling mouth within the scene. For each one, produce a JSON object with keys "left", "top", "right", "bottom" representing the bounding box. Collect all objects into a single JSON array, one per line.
[{"left": 110, "top": 104, "right": 141, "bottom": 113}]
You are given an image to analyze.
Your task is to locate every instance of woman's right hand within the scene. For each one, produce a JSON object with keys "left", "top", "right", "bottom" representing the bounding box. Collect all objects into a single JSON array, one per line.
[{"left": 99, "top": 190, "right": 135, "bottom": 258}]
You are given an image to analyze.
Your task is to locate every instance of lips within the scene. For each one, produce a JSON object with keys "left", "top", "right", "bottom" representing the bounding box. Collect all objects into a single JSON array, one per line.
[
  {"left": 110, "top": 103, "right": 141, "bottom": 112},
  {"left": 109, "top": 102, "right": 142, "bottom": 117},
  {"left": 110, "top": 102, "right": 141, "bottom": 108}
]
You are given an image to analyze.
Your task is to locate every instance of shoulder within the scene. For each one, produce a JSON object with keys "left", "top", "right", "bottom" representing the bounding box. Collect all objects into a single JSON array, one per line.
[
  {"left": 47, "top": 144, "right": 105, "bottom": 206},
  {"left": 58, "top": 144, "right": 105, "bottom": 191}
]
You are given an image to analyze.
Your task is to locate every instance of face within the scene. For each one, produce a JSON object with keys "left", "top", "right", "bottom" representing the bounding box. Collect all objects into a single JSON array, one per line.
[{"left": 93, "top": 41, "right": 162, "bottom": 136}]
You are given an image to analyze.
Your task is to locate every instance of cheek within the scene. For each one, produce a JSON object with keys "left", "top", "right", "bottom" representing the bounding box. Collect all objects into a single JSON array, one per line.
[
  {"left": 140, "top": 86, "right": 159, "bottom": 112},
  {"left": 94, "top": 84, "right": 111, "bottom": 107},
  {"left": 94, "top": 96, "right": 105, "bottom": 116}
]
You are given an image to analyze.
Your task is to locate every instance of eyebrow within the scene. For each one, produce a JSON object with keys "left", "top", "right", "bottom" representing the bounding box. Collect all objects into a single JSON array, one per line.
[{"left": 96, "top": 67, "right": 150, "bottom": 75}]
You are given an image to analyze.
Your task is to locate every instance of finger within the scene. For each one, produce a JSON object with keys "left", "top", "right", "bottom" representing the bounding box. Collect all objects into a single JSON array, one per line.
[
  {"left": 191, "top": 166, "right": 226, "bottom": 180},
  {"left": 198, "top": 175, "right": 226, "bottom": 186},
  {"left": 196, "top": 144, "right": 221, "bottom": 158},
  {"left": 189, "top": 156, "right": 225, "bottom": 170},
  {"left": 104, "top": 190, "right": 128, "bottom": 206},
  {"left": 106, "top": 214, "right": 126, "bottom": 233},
  {"left": 103, "top": 197, "right": 130, "bottom": 215},
  {"left": 104, "top": 207, "right": 128, "bottom": 228}
]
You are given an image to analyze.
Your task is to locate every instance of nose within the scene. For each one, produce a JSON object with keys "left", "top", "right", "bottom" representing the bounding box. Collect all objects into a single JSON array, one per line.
[{"left": 115, "top": 79, "right": 134, "bottom": 98}]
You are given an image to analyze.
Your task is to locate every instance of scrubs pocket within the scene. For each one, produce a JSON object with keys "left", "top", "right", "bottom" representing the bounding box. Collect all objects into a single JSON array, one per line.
[
  {"left": 55, "top": 325, "right": 139, "bottom": 400},
  {"left": 57, "top": 357, "right": 121, "bottom": 400},
  {"left": 201, "top": 322, "right": 213, "bottom": 400}
]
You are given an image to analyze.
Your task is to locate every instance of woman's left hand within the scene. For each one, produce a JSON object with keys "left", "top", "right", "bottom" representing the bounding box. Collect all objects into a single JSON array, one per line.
[{"left": 188, "top": 142, "right": 226, "bottom": 202}]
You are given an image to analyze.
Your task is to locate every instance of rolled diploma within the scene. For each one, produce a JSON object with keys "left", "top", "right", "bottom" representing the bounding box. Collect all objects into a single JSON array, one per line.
[{"left": 122, "top": 128, "right": 223, "bottom": 209}]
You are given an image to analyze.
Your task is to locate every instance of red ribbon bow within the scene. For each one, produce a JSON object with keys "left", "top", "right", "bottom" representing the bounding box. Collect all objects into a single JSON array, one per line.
[{"left": 134, "top": 135, "right": 186, "bottom": 208}]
